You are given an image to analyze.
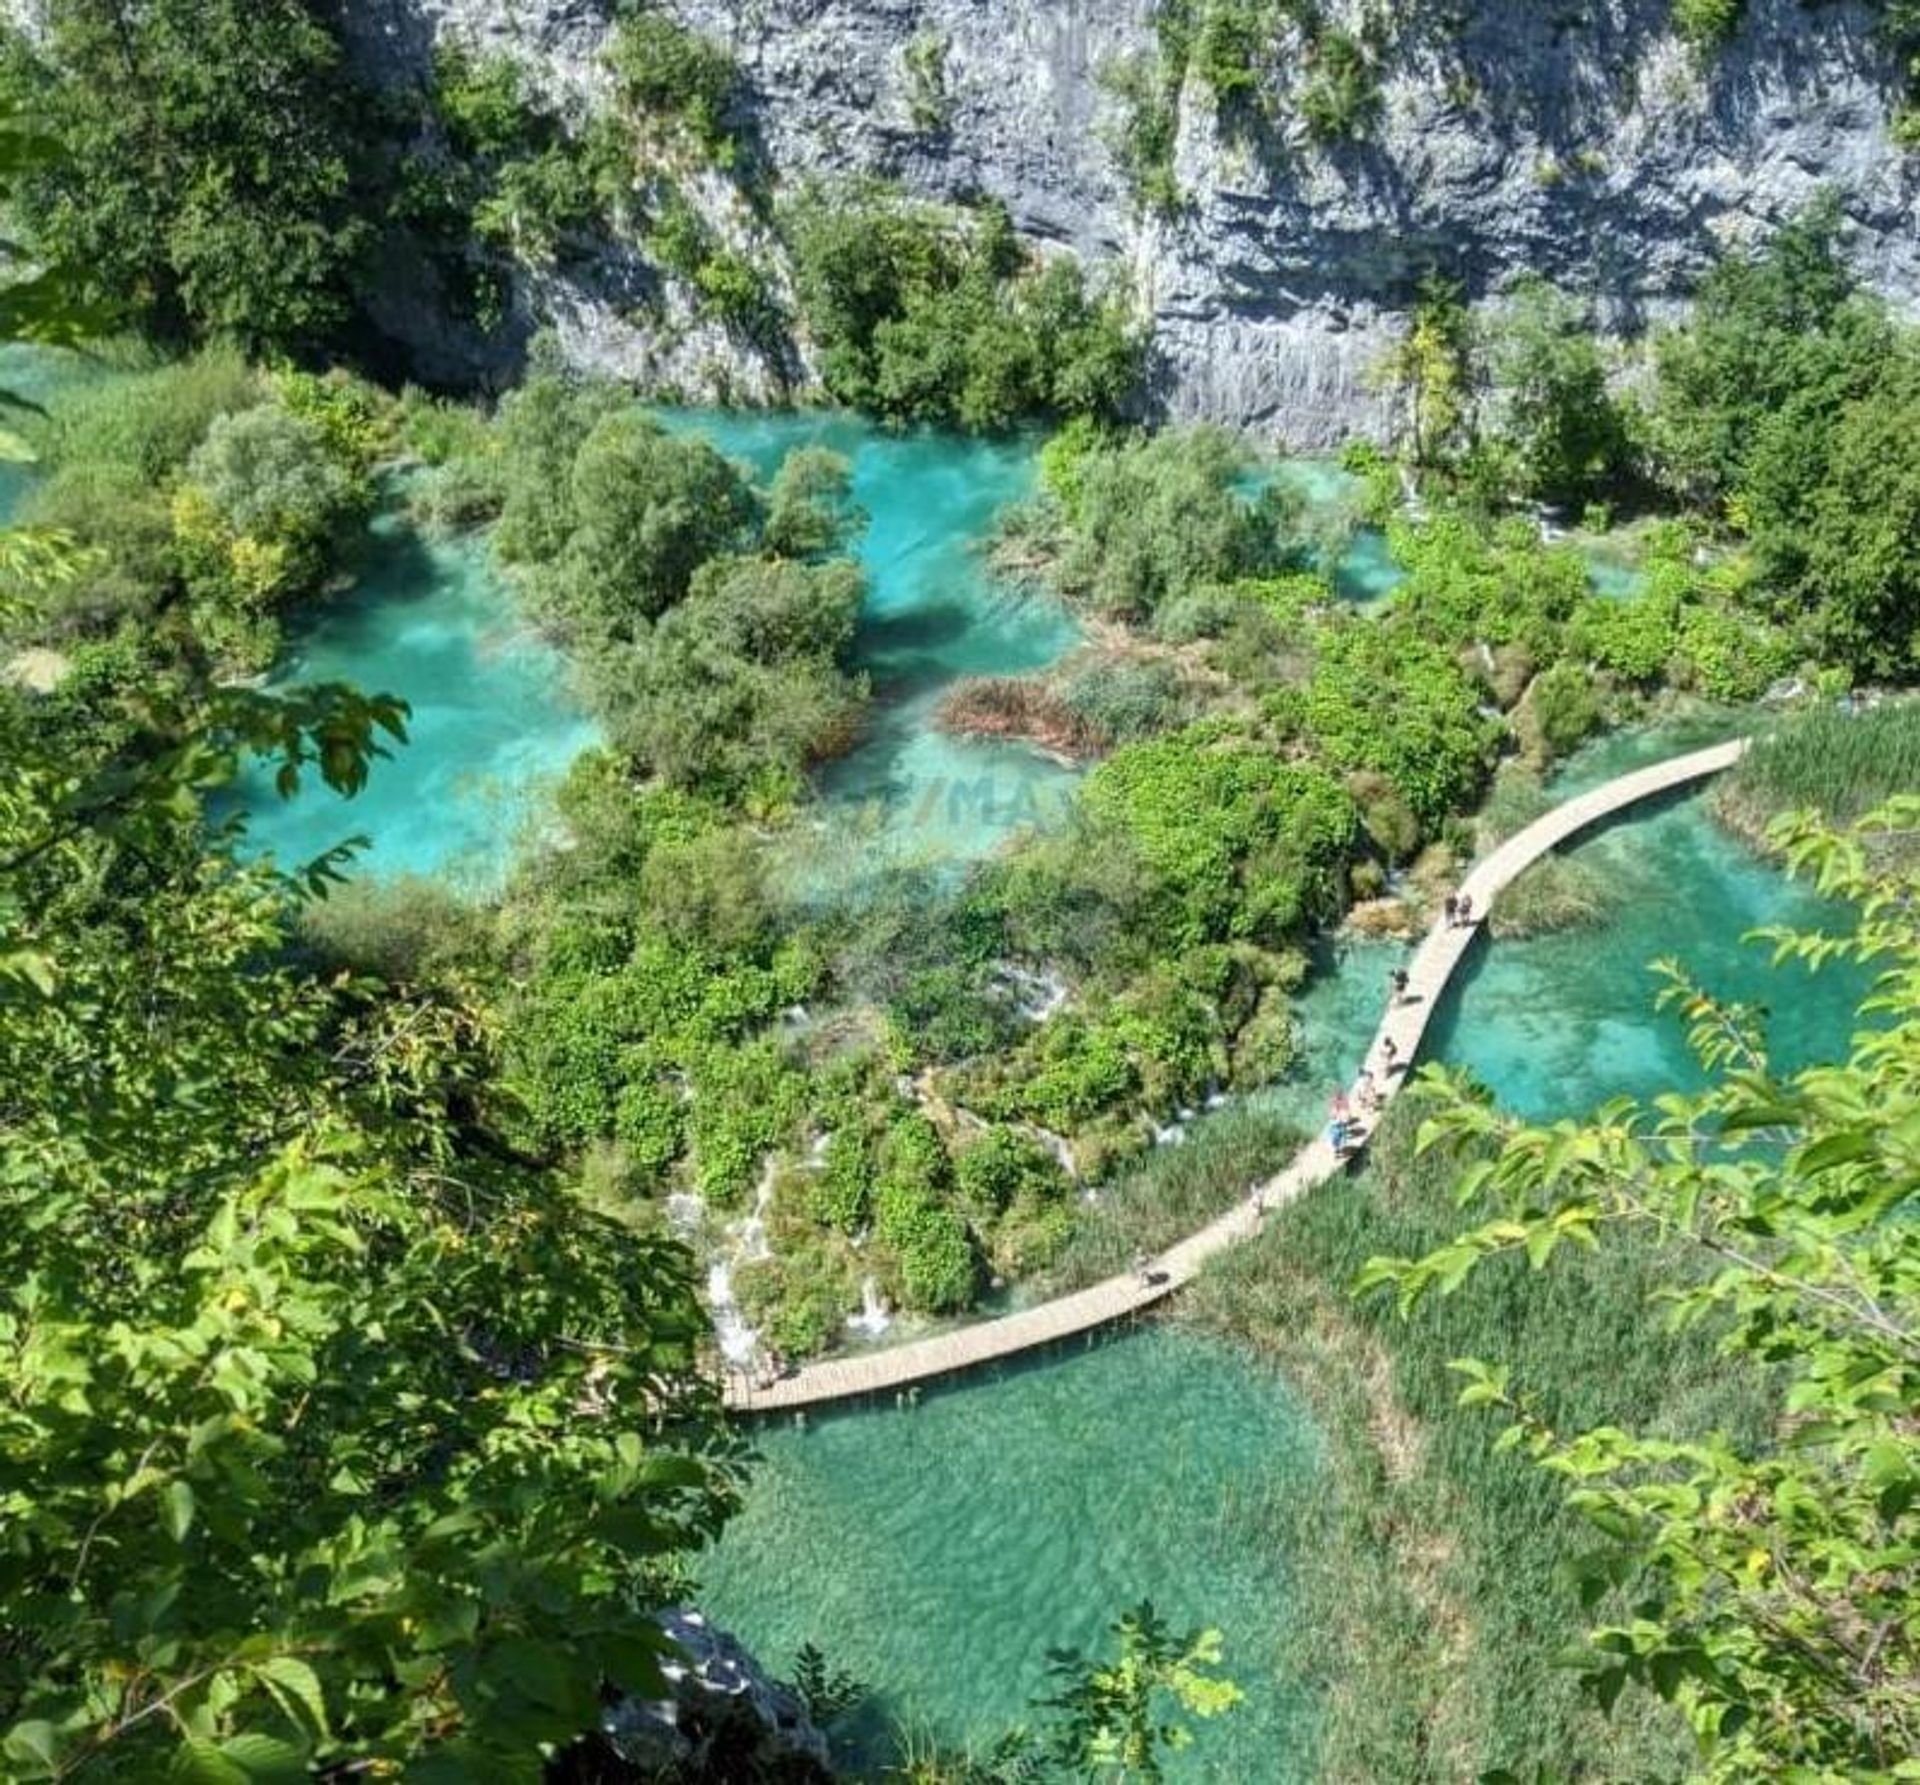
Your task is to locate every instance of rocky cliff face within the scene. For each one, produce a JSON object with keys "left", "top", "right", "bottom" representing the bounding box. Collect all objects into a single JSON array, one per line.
[{"left": 340, "top": 0, "right": 1918, "bottom": 444}]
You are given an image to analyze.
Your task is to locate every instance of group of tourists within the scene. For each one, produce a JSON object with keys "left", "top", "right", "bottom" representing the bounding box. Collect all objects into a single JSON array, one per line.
[{"left": 1324, "top": 886, "right": 1482, "bottom": 1160}]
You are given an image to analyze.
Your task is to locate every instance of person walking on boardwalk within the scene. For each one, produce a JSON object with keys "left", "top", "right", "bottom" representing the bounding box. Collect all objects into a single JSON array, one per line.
[
  {"left": 1133, "top": 1248, "right": 1153, "bottom": 1287},
  {"left": 1455, "top": 892, "right": 1474, "bottom": 927},
  {"left": 1443, "top": 893, "right": 1459, "bottom": 926},
  {"left": 1390, "top": 965, "right": 1410, "bottom": 1005}
]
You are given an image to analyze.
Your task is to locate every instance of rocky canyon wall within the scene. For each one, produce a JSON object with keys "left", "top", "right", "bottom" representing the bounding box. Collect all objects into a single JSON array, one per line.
[{"left": 341, "top": 0, "right": 1917, "bottom": 443}]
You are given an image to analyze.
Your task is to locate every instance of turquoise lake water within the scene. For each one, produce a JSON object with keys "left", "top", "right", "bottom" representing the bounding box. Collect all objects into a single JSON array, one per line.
[
  {"left": 238, "top": 418, "right": 1413, "bottom": 880},
  {"left": 698, "top": 1325, "right": 1323, "bottom": 1781},
  {"left": 233, "top": 517, "right": 598, "bottom": 888},
  {"left": 657, "top": 412, "right": 1086, "bottom": 874}
]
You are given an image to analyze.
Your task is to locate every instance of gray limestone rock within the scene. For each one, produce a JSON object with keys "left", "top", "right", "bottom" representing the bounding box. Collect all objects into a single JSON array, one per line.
[{"left": 81, "top": 0, "right": 1920, "bottom": 436}]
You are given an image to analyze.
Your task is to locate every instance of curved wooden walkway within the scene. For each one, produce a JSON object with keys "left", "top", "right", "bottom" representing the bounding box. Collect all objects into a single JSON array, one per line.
[{"left": 724, "top": 738, "right": 1747, "bottom": 1413}]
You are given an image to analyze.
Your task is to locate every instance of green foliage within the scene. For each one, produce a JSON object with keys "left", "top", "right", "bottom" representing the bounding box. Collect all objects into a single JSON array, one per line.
[
  {"left": 1298, "top": 27, "right": 1380, "bottom": 143},
  {"left": 1300, "top": 622, "right": 1496, "bottom": 830},
  {"left": 763, "top": 445, "right": 866, "bottom": 560},
  {"left": 1371, "top": 276, "right": 1476, "bottom": 468},
  {"left": 20, "top": 347, "right": 261, "bottom": 637},
  {"left": 1038, "top": 1602, "right": 1244, "bottom": 1781},
  {"left": 873, "top": 1117, "right": 979, "bottom": 1311},
  {"left": 3, "top": 0, "right": 371, "bottom": 350},
  {"left": 1186, "top": 1093, "right": 1773, "bottom": 1777},
  {"left": 1671, "top": 0, "right": 1746, "bottom": 51},
  {"left": 1099, "top": 51, "right": 1184, "bottom": 216},
  {"left": 17, "top": 350, "right": 376, "bottom": 671},
  {"left": 1081, "top": 727, "right": 1359, "bottom": 948},
  {"left": 903, "top": 29, "right": 953, "bottom": 133},
  {"left": 789, "top": 1642, "right": 868, "bottom": 1725},
  {"left": 1050, "top": 428, "right": 1304, "bottom": 623},
  {"left": 420, "top": 44, "right": 618, "bottom": 273},
  {"left": 0, "top": 373, "right": 741, "bottom": 1772},
  {"left": 587, "top": 553, "right": 866, "bottom": 794},
  {"left": 1365, "top": 801, "right": 1920, "bottom": 1775},
  {"left": 605, "top": 7, "right": 741, "bottom": 162},
  {"left": 523, "top": 406, "right": 760, "bottom": 638},
  {"left": 1644, "top": 198, "right": 1919, "bottom": 674},
  {"left": 1488, "top": 278, "right": 1633, "bottom": 505},
  {"left": 787, "top": 185, "right": 1143, "bottom": 430},
  {"left": 1514, "top": 660, "right": 1602, "bottom": 765},
  {"left": 644, "top": 190, "right": 779, "bottom": 335},
  {"left": 174, "top": 404, "right": 369, "bottom": 618}
]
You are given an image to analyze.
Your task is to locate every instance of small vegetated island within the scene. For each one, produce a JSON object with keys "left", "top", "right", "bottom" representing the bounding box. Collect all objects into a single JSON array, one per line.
[{"left": 0, "top": 0, "right": 1915, "bottom": 1778}]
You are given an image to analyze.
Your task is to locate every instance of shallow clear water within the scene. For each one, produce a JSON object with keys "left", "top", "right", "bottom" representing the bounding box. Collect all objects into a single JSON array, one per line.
[
  {"left": 1429, "top": 783, "right": 1868, "bottom": 1121},
  {"left": 699, "top": 1325, "right": 1322, "bottom": 1779},
  {"left": 659, "top": 410, "right": 1085, "bottom": 872},
  {"left": 1269, "top": 457, "right": 1403, "bottom": 604},
  {"left": 233, "top": 517, "right": 598, "bottom": 888}
]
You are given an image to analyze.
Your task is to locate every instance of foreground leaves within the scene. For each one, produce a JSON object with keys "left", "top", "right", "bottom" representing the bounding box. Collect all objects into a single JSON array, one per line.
[{"left": 1363, "top": 798, "right": 1920, "bottom": 1778}]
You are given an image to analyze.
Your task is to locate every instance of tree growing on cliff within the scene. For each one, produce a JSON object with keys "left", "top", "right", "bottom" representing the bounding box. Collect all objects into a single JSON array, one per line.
[
  {"left": 1361, "top": 799, "right": 1920, "bottom": 1776},
  {"left": 1487, "top": 277, "right": 1633, "bottom": 507}
]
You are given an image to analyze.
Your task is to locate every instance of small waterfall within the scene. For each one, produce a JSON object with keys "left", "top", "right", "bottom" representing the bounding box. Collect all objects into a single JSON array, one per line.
[
  {"left": 707, "top": 1260, "right": 759, "bottom": 1366},
  {"left": 846, "top": 1276, "right": 892, "bottom": 1341},
  {"left": 996, "top": 963, "right": 1068, "bottom": 1022},
  {"left": 703, "top": 1166, "right": 777, "bottom": 1368}
]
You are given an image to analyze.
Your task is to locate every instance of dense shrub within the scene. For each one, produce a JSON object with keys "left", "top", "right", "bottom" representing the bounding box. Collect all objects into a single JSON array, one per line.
[
  {"left": 1644, "top": 197, "right": 1919, "bottom": 675},
  {"left": 1487, "top": 278, "right": 1633, "bottom": 506},
  {"left": 594, "top": 555, "right": 866, "bottom": 794},
  {"left": 1299, "top": 623, "right": 1497, "bottom": 830},
  {"left": 1052, "top": 428, "right": 1305, "bottom": 622},
  {"left": 19, "top": 352, "right": 374, "bottom": 668},
  {"left": 1, "top": 0, "right": 370, "bottom": 350},
  {"left": 1081, "top": 727, "right": 1359, "bottom": 947},
  {"left": 787, "top": 185, "right": 1143, "bottom": 429},
  {"left": 605, "top": 7, "right": 742, "bottom": 161}
]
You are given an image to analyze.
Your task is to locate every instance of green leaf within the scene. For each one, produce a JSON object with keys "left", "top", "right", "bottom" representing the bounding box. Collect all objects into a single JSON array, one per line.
[
  {"left": 162, "top": 1479, "right": 196, "bottom": 1543},
  {"left": 169, "top": 1739, "right": 250, "bottom": 1784},
  {"left": 253, "top": 1657, "right": 329, "bottom": 1738},
  {"left": 3, "top": 1720, "right": 60, "bottom": 1774}
]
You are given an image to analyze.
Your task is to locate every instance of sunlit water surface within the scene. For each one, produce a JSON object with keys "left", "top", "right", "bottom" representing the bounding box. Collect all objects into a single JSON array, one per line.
[
  {"left": 233, "top": 518, "right": 598, "bottom": 887},
  {"left": 700, "top": 1325, "right": 1323, "bottom": 1781}
]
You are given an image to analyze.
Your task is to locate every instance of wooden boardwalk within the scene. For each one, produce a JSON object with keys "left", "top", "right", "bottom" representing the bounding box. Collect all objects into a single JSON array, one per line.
[{"left": 724, "top": 739, "right": 1747, "bottom": 1413}]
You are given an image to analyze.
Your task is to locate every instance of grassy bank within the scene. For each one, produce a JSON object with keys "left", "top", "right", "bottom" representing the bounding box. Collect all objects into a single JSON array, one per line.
[
  {"left": 1178, "top": 1101, "right": 1776, "bottom": 1780},
  {"left": 1718, "top": 698, "right": 1920, "bottom": 839},
  {"left": 1039, "top": 1106, "right": 1302, "bottom": 1294}
]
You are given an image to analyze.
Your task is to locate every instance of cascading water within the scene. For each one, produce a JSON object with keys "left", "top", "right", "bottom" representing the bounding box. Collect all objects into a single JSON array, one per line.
[
  {"left": 696, "top": 1168, "right": 777, "bottom": 1370},
  {"left": 846, "top": 1276, "right": 892, "bottom": 1341}
]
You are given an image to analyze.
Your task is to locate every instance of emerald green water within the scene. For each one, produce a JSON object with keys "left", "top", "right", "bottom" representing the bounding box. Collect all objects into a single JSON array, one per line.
[
  {"left": 699, "top": 1326, "right": 1322, "bottom": 1779},
  {"left": 1429, "top": 781, "right": 1868, "bottom": 1120}
]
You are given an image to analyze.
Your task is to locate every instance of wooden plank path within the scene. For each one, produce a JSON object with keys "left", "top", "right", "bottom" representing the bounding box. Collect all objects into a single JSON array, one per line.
[{"left": 724, "top": 738, "right": 1748, "bottom": 1414}]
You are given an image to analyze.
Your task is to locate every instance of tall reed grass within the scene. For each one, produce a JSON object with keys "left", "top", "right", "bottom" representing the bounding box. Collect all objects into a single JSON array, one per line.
[
  {"left": 1721, "top": 698, "right": 1920, "bottom": 834},
  {"left": 1179, "top": 1099, "right": 1775, "bottom": 1779}
]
